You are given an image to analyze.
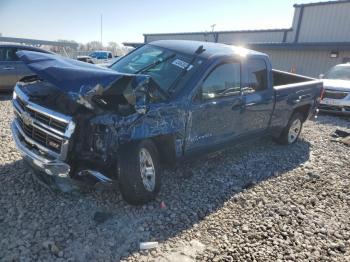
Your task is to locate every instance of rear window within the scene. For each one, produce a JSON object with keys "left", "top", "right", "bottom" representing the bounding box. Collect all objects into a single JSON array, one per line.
[{"left": 243, "top": 59, "right": 268, "bottom": 93}]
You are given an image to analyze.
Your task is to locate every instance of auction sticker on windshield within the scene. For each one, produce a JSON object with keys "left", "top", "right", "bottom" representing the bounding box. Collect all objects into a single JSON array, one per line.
[{"left": 172, "top": 59, "right": 193, "bottom": 70}]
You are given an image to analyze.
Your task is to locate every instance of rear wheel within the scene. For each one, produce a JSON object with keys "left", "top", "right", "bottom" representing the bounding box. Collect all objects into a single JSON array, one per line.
[
  {"left": 277, "top": 113, "right": 304, "bottom": 145},
  {"left": 118, "top": 140, "right": 161, "bottom": 205}
]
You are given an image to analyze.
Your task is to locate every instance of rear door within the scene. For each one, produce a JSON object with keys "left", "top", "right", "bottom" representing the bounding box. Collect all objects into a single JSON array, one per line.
[
  {"left": 0, "top": 47, "right": 19, "bottom": 90},
  {"left": 185, "top": 61, "right": 243, "bottom": 154},
  {"left": 239, "top": 58, "right": 274, "bottom": 135}
]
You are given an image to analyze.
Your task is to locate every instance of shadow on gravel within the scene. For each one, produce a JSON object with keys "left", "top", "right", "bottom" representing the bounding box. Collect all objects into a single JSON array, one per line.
[
  {"left": 0, "top": 92, "right": 12, "bottom": 101},
  {"left": 0, "top": 137, "right": 311, "bottom": 261},
  {"left": 316, "top": 112, "right": 350, "bottom": 129}
]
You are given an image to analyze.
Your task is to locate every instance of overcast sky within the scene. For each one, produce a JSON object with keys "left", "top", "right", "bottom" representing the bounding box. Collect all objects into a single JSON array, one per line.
[{"left": 0, "top": 0, "right": 325, "bottom": 45}]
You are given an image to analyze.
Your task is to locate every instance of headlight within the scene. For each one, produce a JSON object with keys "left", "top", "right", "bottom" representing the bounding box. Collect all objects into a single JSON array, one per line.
[{"left": 12, "top": 91, "right": 17, "bottom": 100}]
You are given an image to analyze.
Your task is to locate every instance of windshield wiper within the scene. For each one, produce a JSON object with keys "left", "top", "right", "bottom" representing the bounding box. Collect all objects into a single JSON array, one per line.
[
  {"left": 135, "top": 53, "right": 176, "bottom": 74},
  {"left": 168, "top": 45, "right": 206, "bottom": 94}
]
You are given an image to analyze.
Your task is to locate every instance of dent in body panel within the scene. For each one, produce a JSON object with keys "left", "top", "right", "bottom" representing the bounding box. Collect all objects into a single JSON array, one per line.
[{"left": 89, "top": 102, "right": 188, "bottom": 157}]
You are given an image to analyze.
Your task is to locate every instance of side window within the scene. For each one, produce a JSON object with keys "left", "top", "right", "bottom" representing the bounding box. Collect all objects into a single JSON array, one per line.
[
  {"left": 108, "top": 53, "right": 113, "bottom": 59},
  {"left": 201, "top": 63, "right": 241, "bottom": 100},
  {"left": 0, "top": 47, "right": 19, "bottom": 62},
  {"left": 243, "top": 59, "right": 268, "bottom": 93}
]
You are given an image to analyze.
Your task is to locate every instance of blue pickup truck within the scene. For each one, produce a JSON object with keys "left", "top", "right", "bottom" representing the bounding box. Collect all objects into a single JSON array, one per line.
[{"left": 11, "top": 40, "right": 323, "bottom": 204}]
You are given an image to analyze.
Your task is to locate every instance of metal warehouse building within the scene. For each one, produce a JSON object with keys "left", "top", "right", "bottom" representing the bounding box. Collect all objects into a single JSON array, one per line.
[{"left": 143, "top": 0, "right": 350, "bottom": 77}]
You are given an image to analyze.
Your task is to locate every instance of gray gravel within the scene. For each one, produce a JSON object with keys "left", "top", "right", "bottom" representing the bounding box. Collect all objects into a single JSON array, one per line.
[{"left": 0, "top": 95, "right": 349, "bottom": 262}]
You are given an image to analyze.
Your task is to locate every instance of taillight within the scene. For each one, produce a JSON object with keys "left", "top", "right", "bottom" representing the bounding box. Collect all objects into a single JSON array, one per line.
[{"left": 320, "top": 87, "right": 325, "bottom": 100}]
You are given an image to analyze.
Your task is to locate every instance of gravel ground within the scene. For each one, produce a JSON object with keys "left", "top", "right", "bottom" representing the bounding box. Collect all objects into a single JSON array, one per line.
[{"left": 0, "top": 95, "right": 349, "bottom": 262}]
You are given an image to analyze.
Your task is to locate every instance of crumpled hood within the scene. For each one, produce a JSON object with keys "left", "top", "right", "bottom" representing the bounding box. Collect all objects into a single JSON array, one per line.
[
  {"left": 16, "top": 50, "right": 149, "bottom": 109},
  {"left": 323, "top": 79, "right": 350, "bottom": 91}
]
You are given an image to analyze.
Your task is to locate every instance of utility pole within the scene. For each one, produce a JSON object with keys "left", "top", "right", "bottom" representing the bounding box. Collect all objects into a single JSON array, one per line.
[
  {"left": 210, "top": 24, "right": 217, "bottom": 42},
  {"left": 100, "top": 14, "right": 103, "bottom": 47}
]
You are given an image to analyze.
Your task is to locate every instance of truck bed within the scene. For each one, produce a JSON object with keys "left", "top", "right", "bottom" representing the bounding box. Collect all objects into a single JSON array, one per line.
[{"left": 270, "top": 69, "right": 323, "bottom": 134}]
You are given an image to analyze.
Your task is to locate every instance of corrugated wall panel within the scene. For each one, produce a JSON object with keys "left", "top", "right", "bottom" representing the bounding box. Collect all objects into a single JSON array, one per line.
[
  {"left": 218, "top": 31, "right": 284, "bottom": 44},
  {"left": 298, "top": 2, "right": 350, "bottom": 42},
  {"left": 258, "top": 49, "right": 350, "bottom": 77},
  {"left": 145, "top": 31, "right": 284, "bottom": 44}
]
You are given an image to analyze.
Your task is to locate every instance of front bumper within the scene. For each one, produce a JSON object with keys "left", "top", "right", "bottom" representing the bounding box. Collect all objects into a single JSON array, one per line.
[
  {"left": 11, "top": 122, "right": 71, "bottom": 177},
  {"left": 319, "top": 101, "right": 350, "bottom": 115},
  {"left": 319, "top": 91, "right": 350, "bottom": 115}
]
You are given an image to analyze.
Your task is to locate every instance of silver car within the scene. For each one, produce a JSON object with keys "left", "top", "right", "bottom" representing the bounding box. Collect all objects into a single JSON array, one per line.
[
  {"left": 319, "top": 63, "right": 350, "bottom": 115},
  {"left": 0, "top": 44, "right": 52, "bottom": 91}
]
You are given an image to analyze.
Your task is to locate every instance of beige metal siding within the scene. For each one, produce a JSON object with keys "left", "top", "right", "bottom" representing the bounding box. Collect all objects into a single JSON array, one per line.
[
  {"left": 145, "top": 31, "right": 284, "bottom": 44},
  {"left": 298, "top": 3, "right": 350, "bottom": 42},
  {"left": 258, "top": 49, "right": 350, "bottom": 77}
]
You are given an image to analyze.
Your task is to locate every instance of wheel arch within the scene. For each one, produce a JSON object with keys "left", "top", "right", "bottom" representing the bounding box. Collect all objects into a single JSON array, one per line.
[{"left": 292, "top": 103, "right": 312, "bottom": 122}]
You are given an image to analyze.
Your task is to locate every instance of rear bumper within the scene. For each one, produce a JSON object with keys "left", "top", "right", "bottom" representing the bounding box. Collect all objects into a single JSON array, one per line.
[{"left": 11, "top": 122, "right": 71, "bottom": 177}]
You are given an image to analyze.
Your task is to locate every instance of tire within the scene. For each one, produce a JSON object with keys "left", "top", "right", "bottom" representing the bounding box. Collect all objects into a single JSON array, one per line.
[
  {"left": 118, "top": 139, "right": 161, "bottom": 205},
  {"left": 276, "top": 112, "right": 304, "bottom": 145}
]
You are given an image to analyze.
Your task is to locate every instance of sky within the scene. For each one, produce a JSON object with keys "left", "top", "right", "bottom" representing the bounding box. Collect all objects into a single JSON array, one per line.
[{"left": 0, "top": 0, "right": 326, "bottom": 45}]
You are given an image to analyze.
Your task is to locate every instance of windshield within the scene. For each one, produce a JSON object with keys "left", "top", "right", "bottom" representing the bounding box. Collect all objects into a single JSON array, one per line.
[
  {"left": 324, "top": 65, "right": 350, "bottom": 80},
  {"left": 110, "top": 44, "right": 204, "bottom": 93}
]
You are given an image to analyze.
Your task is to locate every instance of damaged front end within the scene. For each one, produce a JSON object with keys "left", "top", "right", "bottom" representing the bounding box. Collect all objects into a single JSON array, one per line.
[{"left": 12, "top": 51, "right": 159, "bottom": 187}]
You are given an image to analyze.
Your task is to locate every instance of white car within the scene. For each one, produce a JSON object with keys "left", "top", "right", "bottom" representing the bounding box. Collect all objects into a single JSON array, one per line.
[{"left": 319, "top": 63, "right": 350, "bottom": 115}]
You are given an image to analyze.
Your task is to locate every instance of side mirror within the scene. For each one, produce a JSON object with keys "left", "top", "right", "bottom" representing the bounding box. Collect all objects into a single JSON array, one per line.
[{"left": 319, "top": 74, "right": 324, "bottom": 79}]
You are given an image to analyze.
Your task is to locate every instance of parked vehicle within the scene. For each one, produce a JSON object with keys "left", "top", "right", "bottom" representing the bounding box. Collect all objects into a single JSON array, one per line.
[
  {"left": 88, "top": 51, "right": 113, "bottom": 64},
  {"left": 77, "top": 55, "right": 95, "bottom": 64},
  {"left": 319, "top": 63, "right": 350, "bottom": 115},
  {"left": 0, "top": 44, "right": 52, "bottom": 91},
  {"left": 11, "top": 40, "right": 323, "bottom": 204},
  {"left": 98, "top": 56, "right": 122, "bottom": 67}
]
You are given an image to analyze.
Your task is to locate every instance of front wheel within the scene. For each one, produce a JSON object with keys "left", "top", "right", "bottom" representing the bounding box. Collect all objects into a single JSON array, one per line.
[
  {"left": 277, "top": 113, "right": 304, "bottom": 145},
  {"left": 118, "top": 140, "right": 161, "bottom": 205}
]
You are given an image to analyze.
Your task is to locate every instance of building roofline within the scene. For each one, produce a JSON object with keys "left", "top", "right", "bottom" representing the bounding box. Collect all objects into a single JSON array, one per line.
[
  {"left": 0, "top": 36, "right": 78, "bottom": 48},
  {"left": 293, "top": 0, "right": 350, "bottom": 8},
  {"left": 144, "top": 28, "right": 291, "bottom": 37}
]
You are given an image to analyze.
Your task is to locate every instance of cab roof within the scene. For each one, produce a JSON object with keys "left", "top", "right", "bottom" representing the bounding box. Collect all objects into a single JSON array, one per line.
[{"left": 149, "top": 40, "right": 267, "bottom": 60}]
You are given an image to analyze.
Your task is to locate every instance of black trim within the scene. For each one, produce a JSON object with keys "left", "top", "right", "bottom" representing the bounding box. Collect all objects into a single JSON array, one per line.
[
  {"left": 294, "top": 6, "right": 304, "bottom": 43},
  {"left": 282, "top": 30, "right": 288, "bottom": 43}
]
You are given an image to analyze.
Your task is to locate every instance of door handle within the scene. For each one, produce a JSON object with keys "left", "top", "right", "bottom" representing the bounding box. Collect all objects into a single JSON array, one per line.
[{"left": 3, "top": 67, "right": 15, "bottom": 70}]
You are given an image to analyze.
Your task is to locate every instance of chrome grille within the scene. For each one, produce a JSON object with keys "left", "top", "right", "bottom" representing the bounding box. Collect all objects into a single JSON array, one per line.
[
  {"left": 12, "top": 85, "right": 75, "bottom": 160},
  {"left": 15, "top": 94, "right": 68, "bottom": 133},
  {"left": 323, "top": 90, "right": 349, "bottom": 100},
  {"left": 15, "top": 112, "right": 63, "bottom": 153}
]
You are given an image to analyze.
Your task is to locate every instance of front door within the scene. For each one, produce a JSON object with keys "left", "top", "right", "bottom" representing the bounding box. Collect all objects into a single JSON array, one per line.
[
  {"left": 0, "top": 47, "right": 19, "bottom": 90},
  {"left": 185, "top": 61, "right": 243, "bottom": 154}
]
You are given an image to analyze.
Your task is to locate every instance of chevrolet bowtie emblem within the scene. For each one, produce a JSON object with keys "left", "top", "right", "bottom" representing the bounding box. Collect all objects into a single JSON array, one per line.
[{"left": 21, "top": 111, "right": 33, "bottom": 126}]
